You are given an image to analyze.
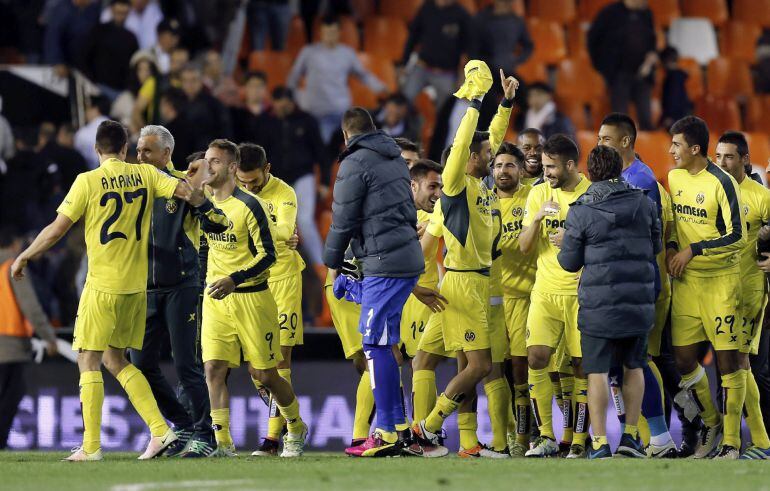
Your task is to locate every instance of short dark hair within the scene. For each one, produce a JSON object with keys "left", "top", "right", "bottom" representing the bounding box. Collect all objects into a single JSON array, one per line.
[
  {"left": 111, "top": 0, "right": 130, "bottom": 6},
  {"left": 161, "top": 87, "right": 186, "bottom": 113},
  {"left": 342, "top": 107, "right": 376, "bottom": 136},
  {"left": 208, "top": 138, "right": 240, "bottom": 164},
  {"left": 717, "top": 131, "right": 749, "bottom": 158},
  {"left": 543, "top": 134, "right": 579, "bottom": 165},
  {"left": 238, "top": 142, "right": 268, "bottom": 171},
  {"left": 469, "top": 131, "right": 490, "bottom": 155},
  {"left": 587, "top": 146, "right": 623, "bottom": 182},
  {"left": 394, "top": 137, "right": 420, "bottom": 155},
  {"left": 385, "top": 92, "right": 409, "bottom": 106},
  {"left": 670, "top": 115, "right": 709, "bottom": 156},
  {"left": 410, "top": 159, "right": 443, "bottom": 181},
  {"left": 495, "top": 141, "right": 526, "bottom": 164},
  {"left": 518, "top": 127, "right": 545, "bottom": 142},
  {"left": 660, "top": 46, "right": 679, "bottom": 65},
  {"left": 601, "top": 112, "right": 637, "bottom": 145},
  {"left": 271, "top": 86, "right": 294, "bottom": 101},
  {"left": 528, "top": 81, "right": 553, "bottom": 95},
  {"left": 95, "top": 120, "right": 128, "bottom": 154},
  {"left": 186, "top": 151, "right": 205, "bottom": 164},
  {"left": 246, "top": 71, "right": 267, "bottom": 84},
  {"left": 321, "top": 13, "right": 340, "bottom": 26}
]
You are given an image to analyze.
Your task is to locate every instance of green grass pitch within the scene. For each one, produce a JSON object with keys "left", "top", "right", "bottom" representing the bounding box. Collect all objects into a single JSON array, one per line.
[{"left": 2, "top": 452, "right": 770, "bottom": 491}]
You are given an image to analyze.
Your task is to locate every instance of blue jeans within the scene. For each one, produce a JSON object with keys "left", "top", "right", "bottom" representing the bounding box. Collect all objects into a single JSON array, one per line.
[
  {"left": 359, "top": 276, "right": 419, "bottom": 347},
  {"left": 248, "top": 1, "right": 292, "bottom": 51}
]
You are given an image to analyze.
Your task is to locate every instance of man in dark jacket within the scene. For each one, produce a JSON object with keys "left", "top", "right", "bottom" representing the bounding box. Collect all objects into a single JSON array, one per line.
[
  {"left": 323, "top": 107, "right": 433, "bottom": 457},
  {"left": 558, "top": 145, "right": 661, "bottom": 459}
]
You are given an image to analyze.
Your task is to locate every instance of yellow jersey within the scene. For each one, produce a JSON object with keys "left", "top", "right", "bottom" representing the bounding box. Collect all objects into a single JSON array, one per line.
[
  {"left": 499, "top": 184, "right": 537, "bottom": 298},
  {"left": 668, "top": 161, "right": 745, "bottom": 276},
  {"left": 490, "top": 195, "right": 503, "bottom": 297},
  {"left": 256, "top": 175, "right": 305, "bottom": 280},
  {"left": 738, "top": 177, "right": 770, "bottom": 292},
  {"left": 523, "top": 178, "right": 591, "bottom": 295},
  {"left": 206, "top": 187, "right": 277, "bottom": 288},
  {"left": 521, "top": 176, "right": 542, "bottom": 187},
  {"left": 57, "top": 158, "right": 178, "bottom": 294},
  {"left": 417, "top": 209, "right": 440, "bottom": 288},
  {"left": 657, "top": 183, "right": 673, "bottom": 296}
]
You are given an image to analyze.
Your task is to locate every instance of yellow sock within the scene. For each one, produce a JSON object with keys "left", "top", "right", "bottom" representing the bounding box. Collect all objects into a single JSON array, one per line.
[
  {"left": 79, "top": 371, "right": 103, "bottom": 454},
  {"left": 639, "top": 415, "right": 651, "bottom": 446},
  {"left": 457, "top": 412, "right": 478, "bottom": 449},
  {"left": 484, "top": 378, "right": 510, "bottom": 451},
  {"left": 116, "top": 365, "right": 169, "bottom": 437},
  {"left": 722, "top": 370, "right": 747, "bottom": 448},
  {"left": 560, "top": 374, "right": 575, "bottom": 444},
  {"left": 412, "top": 370, "right": 437, "bottom": 422},
  {"left": 277, "top": 397, "right": 304, "bottom": 436},
  {"left": 592, "top": 434, "right": 608, "bottom": 449},
  {"left": 513, "top": 383, "right": 531, "bottom": 444},
  {"left": 528, "top": 367, "right": 554, "bottom": 439},
  {"left": 211, "top": 408, "right": 233, "bottom": 446},
  {"left": 682, "top": 365, "right": 720, "bottom": 426},
  {"left": 745, "top": 370, "right": 770, "bottom": 448},
  {"left": 648, "top": 360, "right": 666, "bottom": 404},
  {"left": 425, "top": 393, "right": 460, "bottom": 433},
  {"left": 353, "top": 371, "right": 375, "bottom": 440},
  {"left": 625, "top": 424, "right": 639, "bottom": 439},
  {"left": 573, "top": 377, "right": 589, "bottom": 446},
  {"left": 266, "top": 369, "right": 291, "bottom": 440}
]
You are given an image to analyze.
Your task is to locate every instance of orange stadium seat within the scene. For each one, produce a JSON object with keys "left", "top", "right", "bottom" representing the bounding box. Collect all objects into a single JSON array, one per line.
[
  {"left": 527, "top": 19, "right": 568, "bottom": 65},
  {"left": 363, "top": 16, "right": 409, "bottom": 62},
  {"left": 558, "top": 98, "right": 590, "bottom": 131},
  {"left": 695, "top": 95, "right": 742, "bottom": 134},
  {"left": 733, "top": 0, "right": 770, "bottom": 28},
  {"left": 746, "top": 132, "right": 770, "bottom": 167},
  {"left": 529, "top": 0, "right": 576, "bottom": 25},
  {"left": 579, "top": 0, "right": 614, "bottom": 22},
  {"left": 554, "top": 58, "right": 605, "bottom": 103},
  {"left": 313, "top": 16, "right": 360, "bottom": 49},
  {"left": 283, "top": 16, "right": 307, "bottom": 56},
  {"left": 635, "top": 131, "right": 674, "bottom": 184},
  {"left": 707, "top": 57, "right": 754, "bottom": 98},
  {"left": 414, "top": 91, "right": 436, "bottom": 133},
  {"left": 566, "top": 21, "right": 590, "bottom": 60},
  {"left": 379, "top": 0, "right": 422, "bottom": 22},
  {"left": 576, "top": 130, "right": 596, "bottom": 171},
  {"left": 719, "top": 21, "right": 762, "bottom": 64},
  {"left": 648, "top": 0, "right": 680, "bottom": 27},
  {"left": 515, "top": 59, "right": 547, "bottom": 83},
  {"left": 357, "top": 53, "right": 397, "bottom": 92},
  {"left": 747, "top": 95, "right": 770, "bottom": 134},
  {"left": 681, "top": 0, "right": 728, "bottom": 27},
  {"left": 248, "top": 51, "right": 294, "bottom": 89}
]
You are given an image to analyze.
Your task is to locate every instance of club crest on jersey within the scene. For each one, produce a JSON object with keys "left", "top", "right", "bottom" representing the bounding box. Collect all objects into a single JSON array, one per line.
[
  {"left": 695, "top": 193, "right": 705, "bottom": 205},
  {"left": 464, "top": 330, "right": 476, "bottom": 342},
  {"left": 744, "top": 204, "right": 750, "bottom": 216},
  {"left": 165, "top": 199, "right": 178, "bottom": 214},
  {"left": 512, "top": 207, "right": 523, "bottom": 217}
]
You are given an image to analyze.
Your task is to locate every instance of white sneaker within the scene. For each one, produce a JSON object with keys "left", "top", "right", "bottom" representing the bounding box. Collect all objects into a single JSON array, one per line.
[
  {"left": 694, "top": 422, "right": 723, "bottom": 459},
  {"left": 421, "top": 444, "right": 450, "bottom": 458},
  {"left": 712, "top": 445, "right": 739, "bottom": 460},
  {"left": 525, "top": 436, "right": 558, "bottom": 458},
  {"left": 281, "top": 423, "right": 308, "bottom": 458},
  {"left": 210, "top": 444, "right": 238, "bottom": 457},
  {"left": 647, "top": 439, "right": 678, "bottom": 458},
  {"left": 138, "top": 429, "right": 178, "bottom": 460},
  {"left": 479, "top": 446, "right": 511, "bottom": 459},
  {"left": 565, "top": 444, "right": 586, "bottom": 459},
  {"left": 63, "top": 446, "right": 103, "bottom": 462}
]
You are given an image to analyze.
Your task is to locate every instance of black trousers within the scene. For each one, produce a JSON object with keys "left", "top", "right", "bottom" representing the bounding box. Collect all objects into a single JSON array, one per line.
[
  {"left": 750, "top": 329, "right": 770, "bottom": 432},
  {"left": 0, "top": 362, "right": 25, "bottom": 449},
  {"left": 606, "top": 72, "right": 654, "bottom": 131},
  {"left": 129, "top": 287, "right": 212, "bottom": 439}
]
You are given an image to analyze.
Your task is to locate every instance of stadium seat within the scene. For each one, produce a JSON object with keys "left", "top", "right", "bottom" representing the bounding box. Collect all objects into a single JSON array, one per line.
[
  {"left": 515, "top": 59, "right": 547, "bottom": 83},
  {"left": 746, "top": 132, "right": 770, "bottom": 168},
  {"left": 719, "top": 21, "right": 762, "bottom": 64},
  {"left": 554, "top": 58, "right": 605, "bottom": 103},
  {"left": 527, "top": 19, "right": 568, "bottom": 65},
  {"left": 566, "top": 21, "right": 590, "bottom": 60},
  {"left": 578, "top": 0, "right": 614, "bottom": 22},
  {"left": 557, "top": 98, "right": 589, "bottom": 131},
  {"left": 706, "top": 57, "right": 754, "bottom": 99},
  {"left": 284, "top": 17, "right": 307, "bottom": 56},
  {"left": 634, "top": 131, "right": 674, "bottom": 184},
  {"left": 528, "top": 0, "right": 576, "bottom": 25},
  {"left": 414, "top": 91, "right": 436, "bottom": 151},
  {"left": 747, "top": 95, "right": 770, "bottom": 134},
  {"left": 363, "top": 16, "right": 408, "bottom": 62},
  {"left": 681, "top": 0, "right": 728, "bottom": 26},
  {"left": 694, "top": 95, "right": 742, "bottom": 133},
  {"left": 357, "top": 53, "right": 397, "bottom": 92},
  {"left": 734, "top": 0, "right": 770, "bottom": 28},
  {"left": 247, "top": 51, "right": 294, "bottom": 89},
  {"left": 667, "top": 18, "right": 719, "bottom": 65},
  {"left": 313, "top": 16, "right": 359, "bottom": 49},
  {"left": 476, "top": 0, "right": 525, "bottom": 16},
  {"left": 379, "top": 0, "right": 422, "bottom": 22},
  {"left": 576, "top": 130, "right": 596, "bottom": 172},
  {"left": 648, "top": 0, "right": 680, "bottom": 28}
]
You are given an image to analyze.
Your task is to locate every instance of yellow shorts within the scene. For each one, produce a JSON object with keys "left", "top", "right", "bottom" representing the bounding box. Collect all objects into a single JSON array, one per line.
[
  {"left": 202, "top": 287, "right": 281, "bottom": 369},
  {"left": 440, "top": 271, "right": 490, "bottom": 353},
  {"left": 671, "top": 272, "right": 741, "bottom": 351},
  {"left": 325, "top": 286, "right": 362, "bottom": 359},
  {"left": 504, "top": 295, "right": 530, "bottom": 358},
  {"left": 740, "top": 288, "right": 768, "bottom": 355},
  {"left": 488, "top": 299, "right": 509, "bottom": 363},
  {"left": 73, "top": 285, "right": 146, "bottom": 351},
  {"left": 551, "top": 339, "right": 573, "bottom": 373},
  {"left": 648, "top": 292, "right": 671, "bottom": 357},
  {"left": 526, "top": 290, "right": 581, "bottom": 358},
  {"left": 400, "top": 292, "right": 433, "bottom": 358},
  {"left": 269, "top": 273, "right": 303, "bottom": 347},
  {"left": 418, "top": 309, "right": 454, "bottom": 358}
]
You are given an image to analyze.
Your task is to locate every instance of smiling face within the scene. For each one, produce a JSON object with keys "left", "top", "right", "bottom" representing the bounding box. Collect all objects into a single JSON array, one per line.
[
  {"left": 136, "top": 134, "right": 168, "bottom": 169},
  {"left": 518, "top": 132, "right": 544, "bottom": 177},
  {"left": 543, "top": 152, "right": 572, "bottom": 189},
  {"left": 205, "top": 147, "right": 236, "bottom": 189},
  {"left": 411, "top": 170, "right": 442, "bottom": 213},
  {"left": 669, "top": 132, "right": 698, "bottom": 169},
  {"left": 597, "top": 124, "right": 630, "bottom": 156},
  {"left": 493, "top": 153, "right": 522, "bottom": 192},
  {"left": 236, "top": 165, "right": 270, "bottom": 194}
]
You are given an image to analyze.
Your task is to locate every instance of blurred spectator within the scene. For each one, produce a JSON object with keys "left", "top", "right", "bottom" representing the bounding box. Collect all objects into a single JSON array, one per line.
[
  {"left": 298, "top": 0, "right": 352, "bottom": 42},
  {"left": 1, "top": 128, "right": 48, "bottom": 233},
  {"left": 376, "top": 93, "right": 421, "bottom": 143},
  {"left": 37, "top": 122, "right": 88, "bottom": 192},
  {"left": 79, "top": 0, "right": 139, "bottom": 100},
  {"left": 659, "top": 46, "right": 692, "bottom": 129},
  {"left": 0, "top": 98, "right": 14, "bottom": 163},
  {"left": 288, "top": 14, "right": 385, "bottom": 143},
  {"left": 42, "top": 0, "right": 100, "bottom": 67},
  {"left": 588, "top": 0, "right": 657, "bottom": 130},
  {"left": 520, "top": 82, "right": 575, "bottom": 140},
  {"left": 231, "top": 71, "right": 271, "bottom": 143},
  {"left": 248, "top": 0, "right": 292, "bottom": 51},
  {"left": 151, "top": 18, "right": 181, "bottom": 74},
  {"left": 115, "top": 51, "right": 158, "bottom": 129},
  {"left": 74, "top": 97, "right": 110, "bottom": 169},
  {"left": 254, "top": 87, "right": 327, "bottom": 272},
  {"left": 129, "top": 46, "right": 188, "bottom": 131},
  {"left": 394, "top": 137, "right": 421, "bottom": 167},
  {"left": 101, "top": 0, "right": 164, "bottom": 50},
  {"left": 471, "top": 0, "right": 533, "bottom": 86},
  {"left": 400, "top": 0, "right": 471, "bottom": 110},
  {"left": 178, "top": 64, "right": 232, "bottom": 155},
  {"left": 428, "top": 89, "right": 497, "bottom": 162},
  {"left": 201, "top": 49, "right": 240, "bottom": 107},
  {"left": 158, "top": 88, "right": 195, "bottom": 165},
  {"left": 756, "top": 30, "right": 770, "bottom": 94}
]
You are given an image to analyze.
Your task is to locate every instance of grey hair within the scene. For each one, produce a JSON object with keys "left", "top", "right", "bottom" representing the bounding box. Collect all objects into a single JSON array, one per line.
[{"left": 139, "top": 125, "right": 175, "bottom": 154}]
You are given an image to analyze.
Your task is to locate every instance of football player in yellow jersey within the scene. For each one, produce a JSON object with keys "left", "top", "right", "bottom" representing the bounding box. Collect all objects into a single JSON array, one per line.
[
  {"left": 519, "top": 134, "right": 592, "bottom": 458},
  {"left": 11, "top": 120, "right": 216, "bottom": 461},
  {"left": 235, "top": 143, "right": 306, "bottom": 456},
  {"left": 200, "top": 139, "right": 307, "bottom": 458},
  {"left": 666, "top": 116, "right": 746, "bottom": 459},
  {"left": 493, "top": 142, "right": 536, "bottom": 457},
  {"left": 517, "top": 128, "right": 545, "bottom": 186},
  {"left": 411, "top": 62, "right": 518, "bottom": 455},
  {"left": 715, "top": 131, "right": 770, "bottom": 460}
]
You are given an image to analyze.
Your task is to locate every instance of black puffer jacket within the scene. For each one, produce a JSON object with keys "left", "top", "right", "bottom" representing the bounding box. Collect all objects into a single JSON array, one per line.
[
  {"left": 323, "top": 131, "right": 424, "bottom": 278},
  {"left": 557, "top": 180, "right": 661, "bottom": 338}
]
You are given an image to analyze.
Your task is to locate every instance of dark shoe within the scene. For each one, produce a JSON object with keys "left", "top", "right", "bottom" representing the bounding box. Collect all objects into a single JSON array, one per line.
[
  {"left": 588, "top": 444, "right": 612, "bottom": 460},
  {"left": 615, "top": 433, "right": 646, "bottom": 458},
  {"left": 251, "top": 438, "right": 280, "bottom": 456},
  {"left": 163, "top": 428, "right": 193, "bottom": 457},
  {"left": 180, "top": 437, "right": 216, "bottom": 458}
]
